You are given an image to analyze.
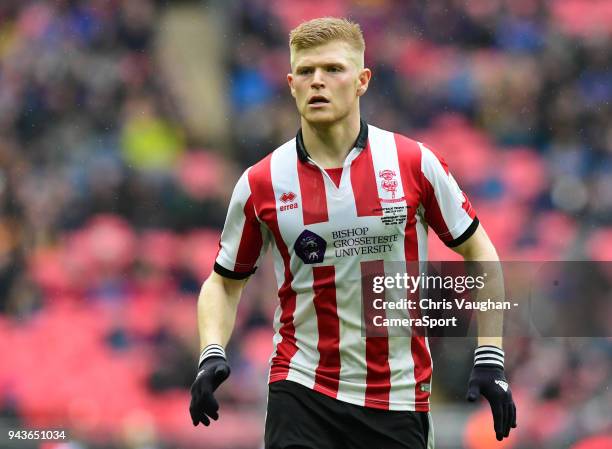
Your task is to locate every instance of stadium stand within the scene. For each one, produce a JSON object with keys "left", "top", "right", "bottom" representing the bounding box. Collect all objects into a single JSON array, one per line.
[{"left": 0, "top": 1, "right": 610, "bottom": 448}]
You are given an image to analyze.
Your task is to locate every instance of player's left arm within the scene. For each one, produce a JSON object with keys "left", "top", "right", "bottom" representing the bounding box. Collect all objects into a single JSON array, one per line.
[
  {"left": 452, "top": 224, "right": 517, "bottom": 441},
  {"left": 416, "top": 140, "right": 516, "bottom": 440},
  {"left": 451, "top": 223, "right": 502, "bottom": 349}
]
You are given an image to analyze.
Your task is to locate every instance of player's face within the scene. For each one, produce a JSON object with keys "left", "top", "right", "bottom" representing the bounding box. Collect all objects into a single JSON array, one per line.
[{"left": 288, "top": 41, "right": 371, "bottom": 125}]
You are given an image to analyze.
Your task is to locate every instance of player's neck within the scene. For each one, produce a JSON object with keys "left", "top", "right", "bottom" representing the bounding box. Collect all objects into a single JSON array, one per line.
[{"left": 301, "top": 113, "right": 361, "bottom": 169}]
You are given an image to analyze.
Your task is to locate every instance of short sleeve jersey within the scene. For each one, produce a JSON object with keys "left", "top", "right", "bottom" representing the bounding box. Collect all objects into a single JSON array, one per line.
[{"left": 214, "top": 122, "right": 478, "bottom": 411}]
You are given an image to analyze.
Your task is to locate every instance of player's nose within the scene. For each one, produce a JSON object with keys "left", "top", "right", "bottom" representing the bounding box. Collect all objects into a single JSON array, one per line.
[{"left": 310, "top": 68, "right": 325, "bottom": 88}]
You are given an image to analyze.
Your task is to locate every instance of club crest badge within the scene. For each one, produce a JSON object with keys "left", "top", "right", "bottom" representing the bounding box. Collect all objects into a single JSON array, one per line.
[
  {"left": 378, "top": 169, "right": 406, "bottom": 204},
  {"left": 379, "top": 169, "right": 398, "bottom": 199}
]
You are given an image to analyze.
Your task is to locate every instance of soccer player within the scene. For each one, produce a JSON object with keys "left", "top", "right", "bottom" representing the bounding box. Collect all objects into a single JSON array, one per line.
[{"left": 189, "top": 17, "right": 517, "bottom": 449}]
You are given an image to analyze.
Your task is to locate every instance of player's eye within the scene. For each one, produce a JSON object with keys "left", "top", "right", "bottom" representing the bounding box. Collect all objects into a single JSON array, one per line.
[
  {"left": 297, "top": 67, "right": 313, "bottom": 75},
  {"left": 327, "top": 65, "right": 343, "bottom": 73}
]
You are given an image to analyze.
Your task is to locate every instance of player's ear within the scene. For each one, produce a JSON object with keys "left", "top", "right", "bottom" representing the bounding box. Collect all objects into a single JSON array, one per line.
[
  {"left": 287, "top": 73, "right": 296, "bottom": 98},
  {"left": 356, "top": 68, "right": 371, "bottom": 97}
]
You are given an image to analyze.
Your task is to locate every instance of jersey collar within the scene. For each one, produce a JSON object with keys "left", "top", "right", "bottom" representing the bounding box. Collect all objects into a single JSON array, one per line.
[{"left": 296, "top": 119, "right": 369, "bottom": 163}]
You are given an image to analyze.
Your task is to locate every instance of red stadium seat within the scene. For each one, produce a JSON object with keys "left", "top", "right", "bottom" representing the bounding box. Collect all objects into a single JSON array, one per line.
[
  {"left": 552, "top": 0, "right": 612, "bottom": 37},
  {"left": 272, "top": 0, "right": 349, "bottom": 30},
  {"left": 84, "top": 214, "right": 137, "bottom": 272},
  {"left": 464, "top": 405, "right": 517, "bottom": 449},
  {"left": 417, "top": 114, "right": 497, "bottom": 184},
  {"left": 585, "top": 228, "right": 612, "bottom": 261},
  {"left": 534, "top": 212, "right": 577, "bottom": 257},
  {"left": 139, "top": 230, "right": 181, "bottom": 271},
  {"left": 180, "top": 228, "right": 222, "bottom": 280},
  {"left": 175, "top": 150, "right": 230, "bottom": 201},
  {"left": 242, "top": 328, "right": 275, "bottom": 369},
  {"left": 500, "top": 148, "right": 548, "bottom": 202},
  {"left": 571, "top": 435, "right": 612, "bottom": 449}
]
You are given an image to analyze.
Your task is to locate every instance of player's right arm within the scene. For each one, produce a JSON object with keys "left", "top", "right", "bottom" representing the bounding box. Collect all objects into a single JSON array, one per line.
[
  {"left": 190, "top": 168, "right": 270, "bottom": 427},
  {"left": 190, "top": 272, "right": 248, "bottom": 427},
  {"left": 197, "top": 271, "right": 248, "bottom": 352}
]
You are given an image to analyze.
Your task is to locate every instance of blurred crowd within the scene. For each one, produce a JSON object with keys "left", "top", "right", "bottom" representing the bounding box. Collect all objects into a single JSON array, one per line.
[{"left": 0, "top": 0, "right": 610, "bottom": 448}]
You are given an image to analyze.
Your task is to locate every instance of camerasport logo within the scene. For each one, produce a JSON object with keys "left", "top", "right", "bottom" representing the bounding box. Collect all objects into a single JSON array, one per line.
[
  {"left": 378, "top": 169, "right": 405, "bottom": 203},
  {"left": 279, "top": 192, "right": 299, "bottom": 212}
]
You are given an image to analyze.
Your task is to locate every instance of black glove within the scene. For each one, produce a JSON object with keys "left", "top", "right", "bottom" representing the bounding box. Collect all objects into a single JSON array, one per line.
[
  {"left": 466, "top": 345, "right": 517, "bottom": 441},
  {"left": 189, "top": 344, "right": 231, "bottom": 427}
]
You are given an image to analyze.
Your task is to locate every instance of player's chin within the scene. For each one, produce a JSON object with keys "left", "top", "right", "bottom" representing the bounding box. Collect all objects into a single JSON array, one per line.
[{"left": 302, "top": 110, "right": 338, "bottom": 124}]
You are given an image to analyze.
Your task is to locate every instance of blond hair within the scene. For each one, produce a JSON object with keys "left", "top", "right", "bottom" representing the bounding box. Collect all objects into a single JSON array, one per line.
[{"left": 289, "top": 17, "right": 365, "bottom": 68}]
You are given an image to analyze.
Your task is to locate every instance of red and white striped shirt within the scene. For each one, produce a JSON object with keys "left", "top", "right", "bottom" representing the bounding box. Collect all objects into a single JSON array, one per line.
[{"left": 214, "top": 121, "right": 478, "bottom": 411}]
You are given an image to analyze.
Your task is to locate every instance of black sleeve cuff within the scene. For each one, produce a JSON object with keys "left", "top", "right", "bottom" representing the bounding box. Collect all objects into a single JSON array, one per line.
[
  {"left": 446, "top": 217, "right": 479, "bottom": 248},
  {"left": 214, "top": 262, "right": 256, "bottom": 280}
]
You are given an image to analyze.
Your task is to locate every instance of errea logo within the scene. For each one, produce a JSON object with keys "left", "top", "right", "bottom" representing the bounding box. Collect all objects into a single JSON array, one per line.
[
  {"left": 280, "top": 192, "right": 296, "bottom": 203},
  {"left": 279, "top": 192, "right": 299, "bottom": 212}
]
